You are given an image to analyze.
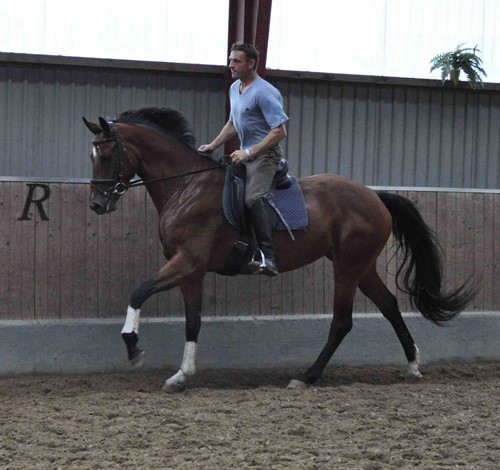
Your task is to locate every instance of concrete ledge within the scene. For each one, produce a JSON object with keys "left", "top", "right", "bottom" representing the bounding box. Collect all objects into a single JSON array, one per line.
[{"left": 0, "top": 312, "right": 499, "bottom": 376}]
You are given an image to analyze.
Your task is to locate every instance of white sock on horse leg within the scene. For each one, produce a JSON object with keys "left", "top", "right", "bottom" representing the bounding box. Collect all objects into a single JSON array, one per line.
[
  {"left": 164, "top": 342, "right": 198, "bottom": 390},
  {"left": 121, "top": 306, "right": 141, "bottom": 334},
  {"left": 180, "top": 341, "right": 197, "bottom": 376},
  {"left": 407, "top": 344, "right": 423, "bottom": 378}
]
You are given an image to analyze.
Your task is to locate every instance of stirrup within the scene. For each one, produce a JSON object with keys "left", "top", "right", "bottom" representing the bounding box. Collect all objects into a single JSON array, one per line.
[
  {"left": 247, "top": 250, "right": 278, "bottom": 277},
  {"left": 247, "top": 249, "right": 266, "bottom": 274}
]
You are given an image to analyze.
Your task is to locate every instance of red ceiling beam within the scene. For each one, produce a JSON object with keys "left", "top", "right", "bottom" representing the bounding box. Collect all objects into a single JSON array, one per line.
[
  {"left": 253, "top": 0, "right": 273, "bottom": 77},
  {"left": 227, "top": 0, "right": 273, "bottom": 77}
]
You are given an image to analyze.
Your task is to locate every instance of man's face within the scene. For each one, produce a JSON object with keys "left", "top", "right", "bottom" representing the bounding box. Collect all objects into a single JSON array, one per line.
[{"left": 228, "top": 50, "right": 255, "bottom": 80}]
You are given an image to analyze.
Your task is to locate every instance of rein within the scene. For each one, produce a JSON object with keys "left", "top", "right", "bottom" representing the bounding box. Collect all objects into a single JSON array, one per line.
[{"left": 124, "top": 163, "right": 227, "bottom": 191}]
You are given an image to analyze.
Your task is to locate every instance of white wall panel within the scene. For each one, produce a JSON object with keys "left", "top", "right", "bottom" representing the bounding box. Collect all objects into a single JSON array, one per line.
[
  {"left": 268, "top": 0, "right": 500, "bottom": 83},
  {"left": 0, "top": 0, "right": 229, "bottom": 66}
]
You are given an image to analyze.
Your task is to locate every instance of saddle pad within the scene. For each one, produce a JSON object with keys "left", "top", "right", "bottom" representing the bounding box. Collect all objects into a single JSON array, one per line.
[{"left": 223, "top": 175, "right": 308, "bottom": 231}]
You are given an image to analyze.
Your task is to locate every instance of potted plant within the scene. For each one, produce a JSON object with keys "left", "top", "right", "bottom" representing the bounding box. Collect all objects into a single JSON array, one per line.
[{"left": 430, "top": 44, "right": 487, "bottom": 90}]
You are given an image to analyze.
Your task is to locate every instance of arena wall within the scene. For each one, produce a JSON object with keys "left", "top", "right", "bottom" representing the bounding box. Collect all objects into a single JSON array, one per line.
[
  {"left": 1, "top": 181, "right": 498, "bottom": 321},
  {"left": 1, "top": 313, "right": 499, "bottom": 376}
]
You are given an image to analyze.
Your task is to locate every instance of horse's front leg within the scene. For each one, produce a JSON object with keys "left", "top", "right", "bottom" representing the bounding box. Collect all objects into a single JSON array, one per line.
[
  {"left": 121, "top": 275, "right": 165, "bottom": 368},
  {"left": 163, "top": 278, "right": 203, "bottom": 393},
  {"left": 121, "top": 252, "right": 201, "bottom": 371},
  {"left": 121, "top": 304, "right": 147, "bottom": 367}
]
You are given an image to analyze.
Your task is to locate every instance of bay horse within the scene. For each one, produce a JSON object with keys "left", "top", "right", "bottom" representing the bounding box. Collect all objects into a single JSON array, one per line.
[{"left": 83, "top": 106, "right": 475, "bottom": 392}]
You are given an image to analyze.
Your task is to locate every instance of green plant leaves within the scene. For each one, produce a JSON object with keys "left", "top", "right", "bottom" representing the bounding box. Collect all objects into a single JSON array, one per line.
[{"left": 429, "top": 44, "right": 487, "bottom": 90}]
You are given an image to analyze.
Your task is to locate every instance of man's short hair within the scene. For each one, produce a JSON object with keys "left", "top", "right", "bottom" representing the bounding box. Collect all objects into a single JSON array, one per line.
[{"left": 231, "top": 42, "right": 259, "bottom": 69}]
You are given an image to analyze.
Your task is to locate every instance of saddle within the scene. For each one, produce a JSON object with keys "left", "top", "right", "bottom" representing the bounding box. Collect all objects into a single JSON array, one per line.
[{"left": 220, "top": 160, "right": 308, "bottom": 276}]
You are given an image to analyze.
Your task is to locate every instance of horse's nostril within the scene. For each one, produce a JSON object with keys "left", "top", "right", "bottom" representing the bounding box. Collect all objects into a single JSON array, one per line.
[{"left": 89, "top": 201, "right": 104, "bottom": 213}]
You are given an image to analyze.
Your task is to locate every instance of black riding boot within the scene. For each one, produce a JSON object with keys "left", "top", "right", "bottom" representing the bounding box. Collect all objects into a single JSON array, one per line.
[{"left": 248, "top": 197, "right": 279, "bottom": 277}]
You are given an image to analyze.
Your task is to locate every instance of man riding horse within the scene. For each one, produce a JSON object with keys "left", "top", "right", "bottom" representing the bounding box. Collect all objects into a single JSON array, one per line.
[{"left": 198, "top": 42, "right": 288, "bottom": 277}]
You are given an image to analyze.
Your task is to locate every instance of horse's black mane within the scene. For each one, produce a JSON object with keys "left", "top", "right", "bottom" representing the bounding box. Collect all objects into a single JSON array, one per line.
[{"left": 114, "top": 106, "right": 197, "bottom": 150}]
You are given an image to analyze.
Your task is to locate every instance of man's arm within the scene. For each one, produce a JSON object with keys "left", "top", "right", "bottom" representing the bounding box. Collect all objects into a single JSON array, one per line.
[
  {"left": 230, "top": 123, "right": 287, "bottom": 164},
  {"left": 198, "top": 121, "right": 237, "bottom": 153},
  {"left": 247, "top": 123, "right": 287, "bottom": 155}
]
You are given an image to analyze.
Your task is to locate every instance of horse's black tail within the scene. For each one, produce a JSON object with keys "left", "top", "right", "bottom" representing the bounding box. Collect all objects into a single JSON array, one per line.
[{"left": 377, "top": 191, "right": 477, "bottom": 325}]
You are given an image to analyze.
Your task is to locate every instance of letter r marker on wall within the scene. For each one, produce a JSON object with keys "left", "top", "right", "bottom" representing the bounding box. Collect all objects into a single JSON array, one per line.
[{"left": 17, "top": 183, "right": 51, "bottom": 221}]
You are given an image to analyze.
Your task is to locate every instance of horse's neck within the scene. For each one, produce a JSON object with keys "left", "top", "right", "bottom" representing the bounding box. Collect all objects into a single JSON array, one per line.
[
  {"left": 133, "top": 134, "right": 220, "bottom": 215},
  {"left": 136, "top": 133, "right": 196, "bottom": 176}
]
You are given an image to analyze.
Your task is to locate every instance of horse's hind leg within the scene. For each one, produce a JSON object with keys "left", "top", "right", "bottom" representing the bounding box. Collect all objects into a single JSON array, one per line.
[{"left": 358, "top": 268, "right": 422, "bottom": 378}]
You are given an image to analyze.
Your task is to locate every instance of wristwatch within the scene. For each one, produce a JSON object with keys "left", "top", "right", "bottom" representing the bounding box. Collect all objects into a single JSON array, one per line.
[{"left": 245, "top": 148, "right": 251, "bottom": 157}]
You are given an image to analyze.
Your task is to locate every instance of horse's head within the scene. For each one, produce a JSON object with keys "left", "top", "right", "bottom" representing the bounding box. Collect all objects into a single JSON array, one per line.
[{"left": 83, "top": 116, "right": 137, "bottom": 215}]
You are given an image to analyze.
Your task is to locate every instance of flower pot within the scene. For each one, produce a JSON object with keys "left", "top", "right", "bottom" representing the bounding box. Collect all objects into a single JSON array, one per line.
[{"left": 449, "top": 69, "right": 460, "bottom": 85}]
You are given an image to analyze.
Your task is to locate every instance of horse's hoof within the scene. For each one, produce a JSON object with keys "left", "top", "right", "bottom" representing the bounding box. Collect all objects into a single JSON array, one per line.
[
  {"left": 162, "top": 380, "right": 186, "bottom": 394},
  {"left": 130, "top": 350, "right": 146, "bottom": 368},
  {"left": 406, "top": 371, "right": 423, "bottom": 381},
  {"left": 287, "top": 379, "right": 308, "bottom": 390}
]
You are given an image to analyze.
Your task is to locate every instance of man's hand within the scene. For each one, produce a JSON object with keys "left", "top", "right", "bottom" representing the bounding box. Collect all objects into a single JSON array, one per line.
[
  {"left": 198, "top": 144, "right": 216, "bottom": 154},
  {"left": 231, "top": 149, "right": 252, "bottom": 164}
]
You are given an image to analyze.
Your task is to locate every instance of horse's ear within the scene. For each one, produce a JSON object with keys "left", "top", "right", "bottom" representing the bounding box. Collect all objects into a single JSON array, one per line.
[
  {"left": 82, "top": 116, "right": 101, "bottom": 135},
  {"left": 98, "top": 117, "right": 113, "bottom": 136}
]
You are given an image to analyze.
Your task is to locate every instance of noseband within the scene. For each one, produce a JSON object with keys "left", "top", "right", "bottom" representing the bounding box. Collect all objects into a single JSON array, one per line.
[{"left": 90, "top": 122, "right": 129, "bottom": 197}]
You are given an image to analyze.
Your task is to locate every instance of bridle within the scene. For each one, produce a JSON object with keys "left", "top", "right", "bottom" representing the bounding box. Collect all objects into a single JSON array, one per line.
[
  {"left": 90, "top": 121, "right": 226, "bottom": 199},
  {"left": 90, "top": 121, "right": 130, "bottom": 197}
]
